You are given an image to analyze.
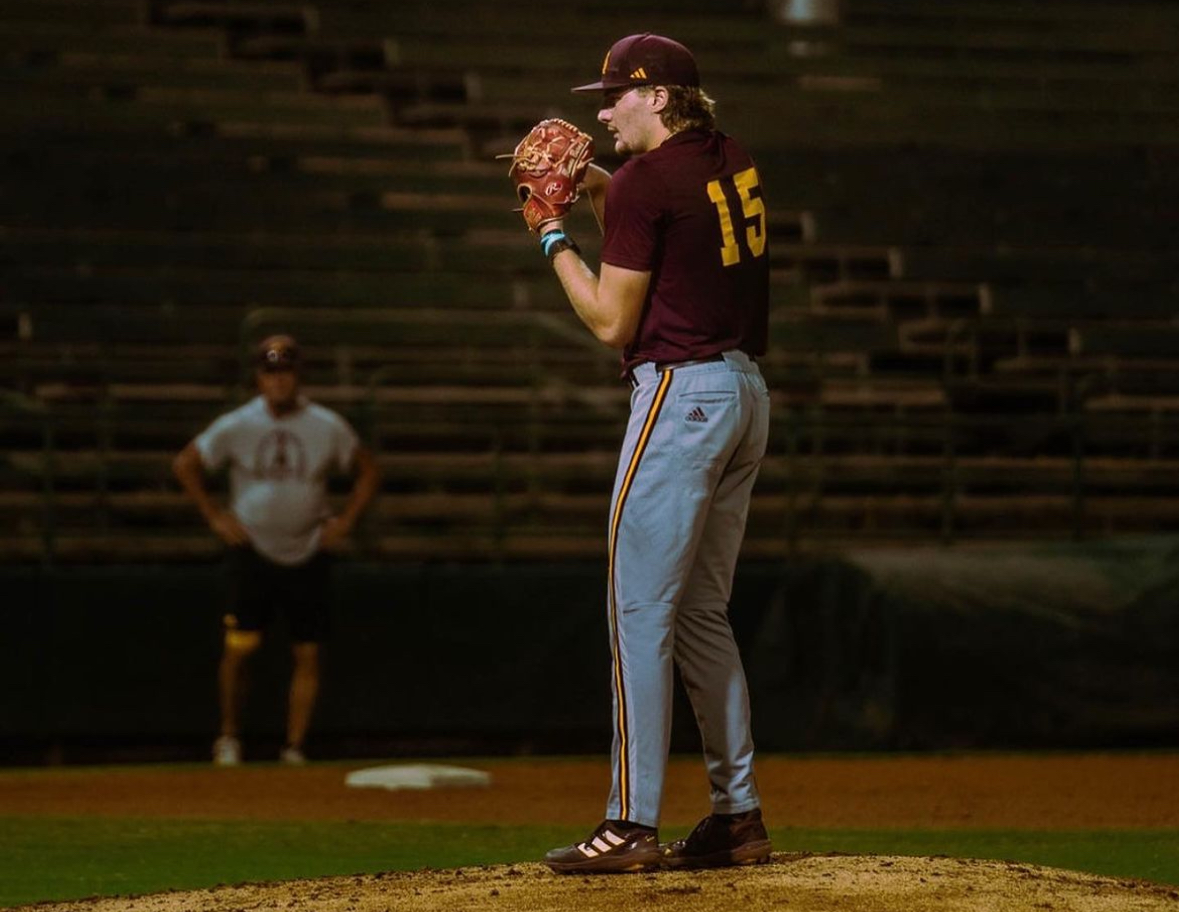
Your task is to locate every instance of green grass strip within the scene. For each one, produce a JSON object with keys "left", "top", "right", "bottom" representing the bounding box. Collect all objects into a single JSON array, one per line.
[{"left": 0, "top": 818, "right": 1176, "bottom": 907}]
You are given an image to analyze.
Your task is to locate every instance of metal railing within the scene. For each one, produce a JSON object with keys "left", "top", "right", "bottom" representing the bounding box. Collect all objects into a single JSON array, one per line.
[
  {"left": 6, "top": 307, "right": 1179, "bottom": 562},
  {"left": 7, "top": 393, "right": 1179, "bottom": 563}
]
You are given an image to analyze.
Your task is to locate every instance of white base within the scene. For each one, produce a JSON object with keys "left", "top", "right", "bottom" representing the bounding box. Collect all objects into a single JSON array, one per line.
[{"left": 344, "top": 763, "right": 492, "bottom": 791}]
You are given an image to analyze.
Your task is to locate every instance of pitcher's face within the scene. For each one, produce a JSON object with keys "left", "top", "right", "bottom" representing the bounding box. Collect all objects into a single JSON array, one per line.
[{"left": 598, "top": 86, "right": 662, "bottom": 155}]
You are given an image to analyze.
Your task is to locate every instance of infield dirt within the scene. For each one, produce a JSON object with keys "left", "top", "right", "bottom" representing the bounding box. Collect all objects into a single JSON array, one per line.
[{"left": 7, "top": 753, "right": 1179, "bottom": 911}]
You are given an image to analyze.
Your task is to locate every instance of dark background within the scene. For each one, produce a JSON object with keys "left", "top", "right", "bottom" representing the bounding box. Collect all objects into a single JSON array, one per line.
[{"left": 2, "top": 0, "right": 1178, "bottom": 763}]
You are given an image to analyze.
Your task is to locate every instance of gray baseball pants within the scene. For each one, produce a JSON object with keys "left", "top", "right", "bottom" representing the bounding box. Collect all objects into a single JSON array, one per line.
[{"left": 604, "top": 350, "right": 769, "bottom": 828}]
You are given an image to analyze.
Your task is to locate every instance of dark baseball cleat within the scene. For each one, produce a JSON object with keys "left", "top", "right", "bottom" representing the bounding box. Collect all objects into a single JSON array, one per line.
[
  {"left": 661, "top": 808, "right": 772, "bottom": 869},
  {"left": 545, "top": 819, "right": 661, "bottom": 874}
]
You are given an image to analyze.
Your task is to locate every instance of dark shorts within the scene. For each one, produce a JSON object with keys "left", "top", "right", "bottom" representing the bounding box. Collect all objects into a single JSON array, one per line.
[{"left": 223, "top": 547, "right": 333, "bottom": 644}]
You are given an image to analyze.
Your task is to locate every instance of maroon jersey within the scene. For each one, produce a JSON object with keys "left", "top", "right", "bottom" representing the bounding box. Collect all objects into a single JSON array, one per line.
[{"left": 601, "top": 129, "right": 770, "bottom": 369}]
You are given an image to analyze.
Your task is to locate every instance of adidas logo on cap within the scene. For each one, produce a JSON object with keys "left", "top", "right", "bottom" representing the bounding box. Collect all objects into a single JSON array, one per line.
[{"left": 572, "top": 33, "right": 700, "bottom": 93}]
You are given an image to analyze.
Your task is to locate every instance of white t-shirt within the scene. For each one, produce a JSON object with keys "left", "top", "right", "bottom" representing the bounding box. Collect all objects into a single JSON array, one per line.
[{"left": 195, "top": 395, "right": 360, "bottom": 566}]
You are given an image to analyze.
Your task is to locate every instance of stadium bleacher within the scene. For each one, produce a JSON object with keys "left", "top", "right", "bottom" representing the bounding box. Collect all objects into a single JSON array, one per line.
[{"left": 2, "top": 0, "right": 1178, "bottom": 562}]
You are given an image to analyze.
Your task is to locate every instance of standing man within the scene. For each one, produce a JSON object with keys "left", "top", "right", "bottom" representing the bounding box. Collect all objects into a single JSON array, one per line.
[
  {"left": 173, "top": 334, "right": 380, "bottom": 766},
  {"left": 505, "top": 34, "right": 773, "bottom": 872}
]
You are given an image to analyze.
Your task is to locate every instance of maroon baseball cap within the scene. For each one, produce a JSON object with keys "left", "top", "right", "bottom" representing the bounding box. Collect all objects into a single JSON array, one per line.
[
  {"left": 256, "top": 334, "right": 300, "bottom": 371},
  {"left": 571, "top": 33, "right": 700, "bottom": 93}
]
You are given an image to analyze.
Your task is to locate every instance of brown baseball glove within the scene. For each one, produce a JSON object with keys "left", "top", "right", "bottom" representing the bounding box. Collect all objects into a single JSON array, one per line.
[{"left": 499, "top": 118, "right": 594, "bottom": 233}]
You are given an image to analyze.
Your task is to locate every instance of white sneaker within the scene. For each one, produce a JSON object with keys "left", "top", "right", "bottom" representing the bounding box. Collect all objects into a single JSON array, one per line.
[
  {"left": 279, "top": 745, "right": 307, "bottom": 766},
  {"left": 213, "top": 735, "right": 242, "bottom": 767}
]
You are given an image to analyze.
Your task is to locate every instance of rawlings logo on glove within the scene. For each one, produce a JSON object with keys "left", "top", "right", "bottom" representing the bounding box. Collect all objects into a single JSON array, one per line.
[{"left": 499, "top": 118, "right": 594, "bottom": 233}]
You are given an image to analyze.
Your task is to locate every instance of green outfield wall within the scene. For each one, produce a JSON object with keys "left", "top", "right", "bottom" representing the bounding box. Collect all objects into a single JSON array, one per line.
[{"left": 2, "top": 541, "right": 1177, "bottom": 763}]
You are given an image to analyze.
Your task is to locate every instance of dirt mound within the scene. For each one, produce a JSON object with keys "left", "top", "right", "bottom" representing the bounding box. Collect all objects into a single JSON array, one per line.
[{"left": 24, "top": 855, "right": 1179, "bottom": 912}]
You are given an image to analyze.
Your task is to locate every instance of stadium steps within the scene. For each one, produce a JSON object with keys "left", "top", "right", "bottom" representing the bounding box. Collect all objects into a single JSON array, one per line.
[
  {"left": 4, "top": 0, "right": 1179, "bottom": 556},
  {"left": 9, "top": 447, "right": 1179, "bottom": 562}
]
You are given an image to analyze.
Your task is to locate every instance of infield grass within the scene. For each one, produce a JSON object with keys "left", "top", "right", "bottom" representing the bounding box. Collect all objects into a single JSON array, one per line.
[{"left": 1, "top": 817, "right": 1177, "bottom": 907}]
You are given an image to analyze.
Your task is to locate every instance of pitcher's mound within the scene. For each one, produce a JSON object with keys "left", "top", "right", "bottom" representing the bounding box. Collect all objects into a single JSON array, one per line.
[{"left": 22, "top": 854, "right": 1179, "bottom": 912}]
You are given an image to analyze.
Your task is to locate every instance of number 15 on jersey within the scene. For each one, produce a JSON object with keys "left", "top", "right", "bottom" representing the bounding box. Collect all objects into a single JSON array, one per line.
[{"left": 707, "top": 166, "right": 767, "bottom": 267}]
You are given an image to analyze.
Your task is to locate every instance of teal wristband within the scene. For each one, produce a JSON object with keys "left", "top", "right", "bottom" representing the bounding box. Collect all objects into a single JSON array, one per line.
[
  {"left": 541, "top": 231, "right": 580, "bottom": 261},
  {"left": 540, "top": 231, "right": 568, "bottom": 257}
]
